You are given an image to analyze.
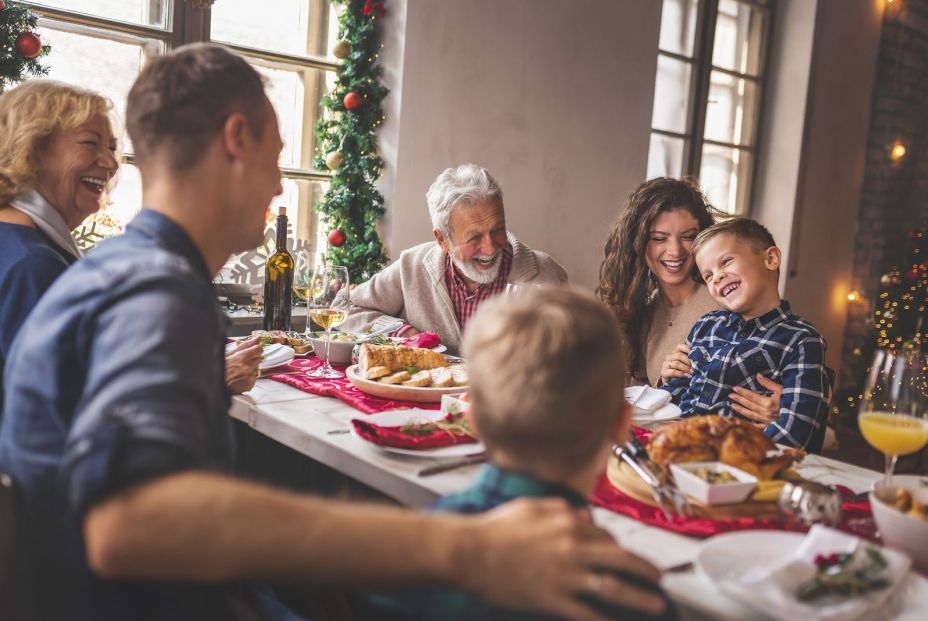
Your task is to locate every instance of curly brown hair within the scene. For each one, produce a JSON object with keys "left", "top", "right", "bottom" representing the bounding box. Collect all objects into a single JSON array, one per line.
[{"left": 597, "top": 177, "right": 717, "bottom": 377}]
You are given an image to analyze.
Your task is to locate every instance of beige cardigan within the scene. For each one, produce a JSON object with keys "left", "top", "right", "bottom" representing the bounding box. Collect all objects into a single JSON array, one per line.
[{"left": 334, "top": 233, "right": 568, "bottom": 354}]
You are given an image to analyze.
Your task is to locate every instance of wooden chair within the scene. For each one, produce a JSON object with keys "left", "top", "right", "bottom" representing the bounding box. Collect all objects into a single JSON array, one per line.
[{"left": 0, "top": 471, "right": 38, "bottom": 620}]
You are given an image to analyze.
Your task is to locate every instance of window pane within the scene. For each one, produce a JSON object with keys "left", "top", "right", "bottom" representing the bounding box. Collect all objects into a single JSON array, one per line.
[
  {"left": 647, "top": 134, "right": 685, "bottom": 179},
  {"left": 712, "top": 0, "right": 766, "bottom": 76},
  {"left": 37, "top": 19, "right": 164, "bottom": 151},
  {"left": 30, "top": 0, "right": 171, "bottom": 29},
  {"left": 699, "top": 144, "right": 753, "bottom": 214},
  {"left": 652, "top": 55, "right": 692, "bottom": 134},
  {"left": 658, "top": 0, "right": 699, "bottom": 57},
  {"left": 250, "top": 59, "right": 327, "bottom": 170},
  {"left": 211, "top": 0, "right": 335, "bottom": 58},
  {"left": 704, "top": 71, "right": 758, "bottom": 146},
  {"left": 219, "top": 179, "right": 328, "bottom": 285}
]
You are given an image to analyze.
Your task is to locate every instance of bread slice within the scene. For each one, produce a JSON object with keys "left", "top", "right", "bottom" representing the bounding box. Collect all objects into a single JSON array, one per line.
[
  {"left": 450, "top": 365, "right": 468, "bottom": 386},
  {"left": 359, "top": 344, "right": 446, "bottom": 374},
  {"left": 379, "top": 370, "right": 411, "bottom": 385},
  {"left": 429, "top": 367, "right": 454, "bottom": 388},
  {"left": 365, "top": 365, "right": 392, "bottom": 380},
  {"left": 402, "top": 370, "right": 432, "bottom": 387}
]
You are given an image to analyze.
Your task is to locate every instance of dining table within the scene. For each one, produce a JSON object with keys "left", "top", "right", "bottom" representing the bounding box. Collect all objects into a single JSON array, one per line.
[{"left": 232, "top": 378, "right": 928, "bottom": 621}]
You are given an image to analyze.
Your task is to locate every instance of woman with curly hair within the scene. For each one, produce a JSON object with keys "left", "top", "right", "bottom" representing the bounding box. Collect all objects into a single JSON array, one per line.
[{"left": 598, "top": 177, "right": 783, "bottom": 420}]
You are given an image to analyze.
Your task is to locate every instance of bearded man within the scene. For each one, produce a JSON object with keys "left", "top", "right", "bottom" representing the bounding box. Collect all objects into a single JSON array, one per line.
[{"left": 334, "top": 164, "right": 568, "bottom": 353}]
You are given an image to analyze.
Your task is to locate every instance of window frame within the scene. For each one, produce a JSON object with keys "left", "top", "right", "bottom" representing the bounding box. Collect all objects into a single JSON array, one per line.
[{"left": 649, "top": 0, "right": 774, "bottom": 214}]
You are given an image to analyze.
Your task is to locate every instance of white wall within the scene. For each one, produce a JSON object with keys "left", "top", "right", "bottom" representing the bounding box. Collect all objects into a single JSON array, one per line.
[{"left": 378, "top": 0, "right": 662, "bottom": 289}]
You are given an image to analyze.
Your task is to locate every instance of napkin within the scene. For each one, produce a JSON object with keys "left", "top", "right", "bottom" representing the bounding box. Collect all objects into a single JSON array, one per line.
[
  {"left": 718, "top": 525, "right": 911, "bottom": 621},
  {"left": 402, "top": 331, "right": 441, "bottom": 350},
  {"left": 625, "top": 385, "right": 672, "bottom": 415},
  {"left": 351, "top": 415, "right": 476, "bottom": 450}
]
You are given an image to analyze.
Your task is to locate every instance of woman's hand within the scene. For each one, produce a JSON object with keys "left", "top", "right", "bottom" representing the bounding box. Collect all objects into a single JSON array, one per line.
[
  {"left": 225, "top": 336, "right": 263, "bottom": 394},
  {"left": 730, "top": 374, "right": 784, "bottom": 426},
  {"left": 660, "top": 343, "right": 692, "bottom": 382}
]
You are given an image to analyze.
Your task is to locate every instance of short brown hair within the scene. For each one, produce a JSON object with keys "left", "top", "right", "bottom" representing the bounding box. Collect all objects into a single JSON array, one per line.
[
  {"left": 691, "top": 217, "right": 777, "bottom": 258},
  {"left": 462, "top": 286, "right": 626, "bottom": 475},
  {"left": 126, "top": 43, "right": 268, "bottom": 172}
]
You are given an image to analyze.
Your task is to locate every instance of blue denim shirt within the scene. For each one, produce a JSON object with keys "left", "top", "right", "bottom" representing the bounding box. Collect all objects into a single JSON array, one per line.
[{"left": 0, "top": 210, "right": 299, "bottom": 621}]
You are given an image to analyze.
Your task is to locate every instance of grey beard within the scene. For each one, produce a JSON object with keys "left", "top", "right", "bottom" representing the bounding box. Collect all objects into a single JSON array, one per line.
[{"left": 451, "top": 250, "right": 501, "bottom": 284}]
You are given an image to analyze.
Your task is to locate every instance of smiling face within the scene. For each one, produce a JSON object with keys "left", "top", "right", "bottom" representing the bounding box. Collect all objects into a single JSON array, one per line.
[
  {"left": 645, "top": 208, "right": 701, "bottom": 294},
  {"left": 436, "top": 200, "right": 508, "bottom": 286},
  {"left": 695, "top": 233, "right": 782, "bottom": 320},
  {"left": 34, "top": 114, "right": 118, "bottom": 229}
]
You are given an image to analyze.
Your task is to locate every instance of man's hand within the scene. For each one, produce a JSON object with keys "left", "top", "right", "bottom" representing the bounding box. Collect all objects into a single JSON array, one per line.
[
  {"left": 225, "top": 336, "right": 263, "bottom": 394},
  {"left": 461, "top": 498, "right": 666, "bottom": 621},
  {"left": 730, "top": 374, "right": 783, "bottom": 426},
  {"left": 660, "top": 343, "right": 692, "bottom": 382}
]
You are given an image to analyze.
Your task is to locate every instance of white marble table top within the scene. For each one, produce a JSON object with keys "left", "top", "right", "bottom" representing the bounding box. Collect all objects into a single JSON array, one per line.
[{"left": 233, "top": 379, "right": 927, "bottom": 621}]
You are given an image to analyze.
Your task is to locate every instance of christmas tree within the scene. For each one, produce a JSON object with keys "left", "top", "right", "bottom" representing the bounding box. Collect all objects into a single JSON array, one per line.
[
  {"left": 0, "top": 1, "right": 50, "bottom": 93},
  {"left": 313, "top": 0, "right": 389, "bottom": 284},
  {"left": 873, "top": 229, "right": 927, "bottom": 351}
]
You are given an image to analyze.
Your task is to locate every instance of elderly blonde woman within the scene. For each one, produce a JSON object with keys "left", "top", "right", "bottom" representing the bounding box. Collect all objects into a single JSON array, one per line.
[
  {"left": 336, "top": 163, "right": 568, "bottom": 353},
  {"left": 0, "top": 81, "right": 262, "bottom": 405}
]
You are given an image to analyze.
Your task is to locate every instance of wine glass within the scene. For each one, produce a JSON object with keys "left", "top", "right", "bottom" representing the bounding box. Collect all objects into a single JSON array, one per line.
[
  {"left": 858, "top": 348, "right": 928, "bottom": 486},
  {"left": 292, "top": 252, "right": 314, "bottom": 336},
  {"left": 504, "top": 282, "right": 541, "bottom": 295},
  {"left": 307, "top": 265, "right": 349, "bottom": 378}
]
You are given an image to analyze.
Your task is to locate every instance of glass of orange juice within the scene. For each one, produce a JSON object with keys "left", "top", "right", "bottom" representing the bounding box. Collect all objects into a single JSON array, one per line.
[{"left": 858, "top": 349, "right": 928, "bottom": 485}]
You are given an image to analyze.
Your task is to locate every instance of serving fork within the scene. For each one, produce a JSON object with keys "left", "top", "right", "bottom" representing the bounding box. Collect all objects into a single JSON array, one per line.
[{"left": 612, "top": 443, "right": 691, "bottom": 519}]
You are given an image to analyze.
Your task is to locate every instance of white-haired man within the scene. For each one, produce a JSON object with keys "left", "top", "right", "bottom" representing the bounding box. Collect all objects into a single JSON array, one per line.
[{"left": 336, "top": 164, "right": 568, "bottom": 353}]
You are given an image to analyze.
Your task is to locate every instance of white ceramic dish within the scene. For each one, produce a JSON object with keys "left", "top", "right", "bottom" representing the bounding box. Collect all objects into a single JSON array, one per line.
[
  {"left": 871, "top": 477, "right": 928, "bottom": 572},
  {"left": 670, "top": 461, "right": 757, "bottom": 505},
  {"left": 350, "top": 409, "right": 483, "bottom": 458},
  {"left": 345, "top": 365, "right": 467, "bottom": 403},
  {"left": 259, "top": 344, "right": 295, "bottom": 371},
  {"left": 631, "top": 402, "right": 683, "bottom": 423}
]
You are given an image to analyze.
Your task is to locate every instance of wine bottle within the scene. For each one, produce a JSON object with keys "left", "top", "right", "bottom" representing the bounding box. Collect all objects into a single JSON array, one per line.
[{"left": 262, "top": 207, "right": 294, "bottom": 330}]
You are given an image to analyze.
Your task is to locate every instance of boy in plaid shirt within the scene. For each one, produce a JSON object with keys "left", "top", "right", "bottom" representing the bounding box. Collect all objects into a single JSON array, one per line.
[{"left": 661, "top": 218, "right": 831, "bottom": 449}]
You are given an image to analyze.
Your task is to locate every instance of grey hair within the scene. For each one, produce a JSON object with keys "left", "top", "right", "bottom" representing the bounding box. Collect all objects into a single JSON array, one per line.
[{"left": 426, "top": 163, "right": 504, "bottom": 236}]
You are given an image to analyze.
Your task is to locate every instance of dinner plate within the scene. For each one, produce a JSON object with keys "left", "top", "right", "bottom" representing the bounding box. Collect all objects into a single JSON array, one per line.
[
  {"left": 345, "top": 365, "right": 466, "bottom": 403},
  {"left": 350, "top": 409, "right": 484, "bottom": 458},
  {"left": 696, "top": 530, "right": 924, "bottom": 621},
  {"left": 631, "top": 402, "right": 682, "bottom": 423},
  {"left": 259, "top": 344, "right": 295, "bottom": 371}
]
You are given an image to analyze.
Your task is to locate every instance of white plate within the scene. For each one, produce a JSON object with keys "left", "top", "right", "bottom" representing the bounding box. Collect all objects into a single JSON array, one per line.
[
  {"left": 631, "top": 402, "right": 682, "bottom": 422},
  {"left": 259, "top": 344, "right": 295, "bottom": 371},
  {"left": 345, "top": 365, "right": 466, "bottom": 403},
  {"left": 350, "top": 409, "right": 484, "bottom": 458},
  {"left": 696, "top": 529, "right": 923, "bottom": 621}
]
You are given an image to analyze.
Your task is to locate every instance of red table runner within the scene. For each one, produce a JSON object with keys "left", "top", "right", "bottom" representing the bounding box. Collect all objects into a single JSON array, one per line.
[
  {"left": 265, "top": 357, "right": 440, "bottom": 415},
  {"left": 351, "top": 415, "right": 476, "bottom": 449}
]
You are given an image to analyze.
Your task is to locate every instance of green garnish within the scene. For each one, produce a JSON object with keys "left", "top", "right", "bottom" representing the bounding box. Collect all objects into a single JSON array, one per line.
[
  {"left": 404, "top": 365, "right": 419, "bottom": 375},
  {"left": 260, "top": 336, "right": 274, "bottom": 347},
  {"left": 797, "top": 546, "right": 890, "bottom": 602},
  {"left": 401, "top": 412, "right": 471, "bottom": 437}
]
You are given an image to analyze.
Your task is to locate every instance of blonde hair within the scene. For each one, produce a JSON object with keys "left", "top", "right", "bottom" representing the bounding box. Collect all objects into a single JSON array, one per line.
[
  {"left": 462, "top": 286, "right": 626, "bottom": 475},
  {"left": 0, "top": 80, "right": 116, "bottom": 204}
]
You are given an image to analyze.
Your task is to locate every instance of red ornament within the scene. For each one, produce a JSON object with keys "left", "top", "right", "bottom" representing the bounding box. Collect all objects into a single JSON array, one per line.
[
  {"left": 363, "top": 0, "right": 386, "bottom": 17},
  {"left": 343, "top": 92, "right": 362, "bottom": 111},
  {"left": 0, "top": 2, "right": 6, "bottom": 11},
  {"left": 15, "top": 33, "right": 42, "bottom": 59},
  {"left": 904, "top": 267, "right": 919, "bottom": 281},
  {"left": 327, "top": 228, "right": 347, "bottom": 247}
]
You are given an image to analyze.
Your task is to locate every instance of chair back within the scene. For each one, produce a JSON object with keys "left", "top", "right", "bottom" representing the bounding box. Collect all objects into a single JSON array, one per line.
[
  {"left": 0, "top": 471, "right": 38, "bottom": 619},
  {"left": 806, "top": 367, "right": 837, "bottom": 455}
]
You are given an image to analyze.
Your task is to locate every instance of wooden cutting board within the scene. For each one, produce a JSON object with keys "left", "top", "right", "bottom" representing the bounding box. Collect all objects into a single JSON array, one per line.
[{"left": 606, "top": 457, "right": 789, "bottom": 520}]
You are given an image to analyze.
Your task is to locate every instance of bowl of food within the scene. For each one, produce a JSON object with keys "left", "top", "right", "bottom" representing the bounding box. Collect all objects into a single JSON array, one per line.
[
  {"left": 670, "top": 461, "right": 758, "bottom": 505},
  {"left": 870, "top": 476, "right": 928, "bottom": 572},
  {"left": 305, "top": 330, "right": 358, "bottom": 365}
]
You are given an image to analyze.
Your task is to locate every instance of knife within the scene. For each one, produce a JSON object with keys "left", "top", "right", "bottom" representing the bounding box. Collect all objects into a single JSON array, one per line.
[{"left": 417, "top": 453, "right": 487, "bottom": 477}]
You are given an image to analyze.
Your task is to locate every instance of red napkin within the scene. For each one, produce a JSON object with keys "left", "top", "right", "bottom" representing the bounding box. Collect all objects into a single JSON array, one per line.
[
  {"left": 351, "top": 413, "right": 477, "bottom": 449},
  {"left": 400, "top": 331, "right": 441, "bottom": 350}
]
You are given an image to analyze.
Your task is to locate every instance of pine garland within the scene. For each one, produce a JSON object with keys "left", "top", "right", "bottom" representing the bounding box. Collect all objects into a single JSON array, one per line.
[
  {"left": 313, "top": 0, "right": 389, "bottom": 283},
  {"left": 0, "top": 1, "right": 50, "bottom": 93}
]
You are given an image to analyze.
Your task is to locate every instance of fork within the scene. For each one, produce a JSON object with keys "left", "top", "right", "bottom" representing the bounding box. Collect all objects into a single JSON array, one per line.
[{"left": 612, "top": 445, "right": 691, "bottom": 519}]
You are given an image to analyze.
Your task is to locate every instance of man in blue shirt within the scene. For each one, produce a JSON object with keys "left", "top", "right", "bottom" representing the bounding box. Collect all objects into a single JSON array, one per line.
[
  {"left": 661, "top": 218, "right": 831, "bottom": 449},
  {"left": 0, "top": 43, "right": 664, "bottom": 621}
]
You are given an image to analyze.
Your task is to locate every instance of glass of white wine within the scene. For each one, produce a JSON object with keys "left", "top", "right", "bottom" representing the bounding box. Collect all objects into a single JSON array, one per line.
[
  {"left": 293, "top": 252, "right": 314, "bottom": 335},
  {"left": 307, "top": 264, "right": 349, "bottom": 378}
]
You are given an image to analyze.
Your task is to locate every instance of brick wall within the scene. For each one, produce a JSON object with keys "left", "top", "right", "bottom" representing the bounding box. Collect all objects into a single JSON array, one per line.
[{"left": 838, "top": 0, "right": 928, "bottom": 396}]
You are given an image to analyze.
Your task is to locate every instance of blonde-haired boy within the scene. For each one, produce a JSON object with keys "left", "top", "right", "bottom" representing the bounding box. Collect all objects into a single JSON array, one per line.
[
  {"left": 365, "top": 286, "right": 673, "bottom": 621},
  {"left": 662, "top": 217, "right": 831, "bottom": 450}
]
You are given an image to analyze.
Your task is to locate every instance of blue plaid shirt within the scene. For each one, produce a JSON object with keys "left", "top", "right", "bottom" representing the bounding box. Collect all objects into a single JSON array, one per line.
[{"left": 661, "top": 301, "right": 830, "bottom": 449}]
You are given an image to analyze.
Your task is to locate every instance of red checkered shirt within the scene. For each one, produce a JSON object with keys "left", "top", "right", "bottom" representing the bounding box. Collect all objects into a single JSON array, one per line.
[{"left": 444, "top": 243, "right": 513, "bottom": 331}]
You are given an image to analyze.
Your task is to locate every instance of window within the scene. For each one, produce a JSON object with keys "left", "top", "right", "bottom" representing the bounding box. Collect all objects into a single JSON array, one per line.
[
  {"left": 647, "top": 0, "right": 771, "bottom": 214},
  {"left": 24, "top": 0, "right": 337, "bottom": 280}
]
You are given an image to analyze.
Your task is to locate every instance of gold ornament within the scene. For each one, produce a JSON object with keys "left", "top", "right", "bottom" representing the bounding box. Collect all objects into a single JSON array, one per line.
[
  {"left": 333, "top": 40, "right": 351, "bottom": 59},
  {"left": 325, "top": 150, "right": 344, "bottom": 170}
]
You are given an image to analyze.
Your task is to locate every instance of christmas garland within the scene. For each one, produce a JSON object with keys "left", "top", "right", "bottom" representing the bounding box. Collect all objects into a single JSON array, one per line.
[
  {"left": 313, "top": 0, "right": 390, "bottom": 284},
  {"left": 0, "top": 1, "right": 49, "bottom": 93}
]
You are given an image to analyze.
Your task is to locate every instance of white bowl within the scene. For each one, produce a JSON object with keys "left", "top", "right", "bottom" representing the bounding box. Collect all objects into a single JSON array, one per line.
[
  {"left": 670, "top": 461, "right": 758, "bottom": 505},
  {"left": 870, "top": 477, "right": 928, "bottom": 572},
  {"left": 305, "top": 331, "right": 357, "bottom": 365}
]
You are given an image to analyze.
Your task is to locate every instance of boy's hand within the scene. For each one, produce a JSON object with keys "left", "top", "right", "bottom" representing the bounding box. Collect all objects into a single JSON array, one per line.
[
  {"left": 225, "top": 336, "right": 263, "bottom": 394},
  {"left": 660, "top": 343, "right": 692, "bottom": 382},
  {"left": 730, "top": 374, "right": 783, "bottom": 425}
]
